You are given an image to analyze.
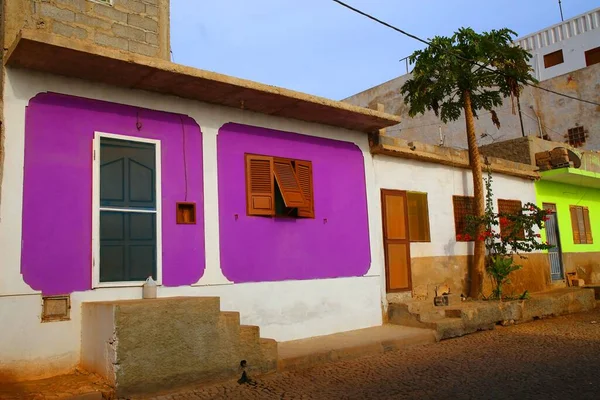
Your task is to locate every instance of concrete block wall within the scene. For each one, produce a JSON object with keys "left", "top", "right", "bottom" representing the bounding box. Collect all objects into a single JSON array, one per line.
[
  {"left": 479, "top": 137, "right": 533, "bottom": 165},
  {"left": 2, "top": 0, "right": 169, "bottom": 59}
]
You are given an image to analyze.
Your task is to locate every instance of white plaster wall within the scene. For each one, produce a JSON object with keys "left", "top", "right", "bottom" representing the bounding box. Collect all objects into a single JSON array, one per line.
[
  {"left": 80, "top": 303, "right": 116, "bottom": 385},
  {"left": 0, "top": 68, "right": 385, "bottom": 380},
  {"left": 373, "top": 154, "right": 539, "bottom": 259}
]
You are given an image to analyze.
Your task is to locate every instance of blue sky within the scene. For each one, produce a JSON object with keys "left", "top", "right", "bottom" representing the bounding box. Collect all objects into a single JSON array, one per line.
[{"left": 171, "top": 0, "right": 598, "bottom": 100}]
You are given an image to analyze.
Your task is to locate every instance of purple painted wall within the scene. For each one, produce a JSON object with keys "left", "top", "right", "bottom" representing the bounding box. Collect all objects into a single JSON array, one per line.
[
  {"left": 218, "top": 123, "right": 371, "bottom": 283},
  {"left": 22, "top": 93, "right": 205, "bottom": 295}
]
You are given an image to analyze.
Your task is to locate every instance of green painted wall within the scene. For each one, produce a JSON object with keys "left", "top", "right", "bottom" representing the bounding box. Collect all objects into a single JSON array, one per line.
[{"left": 536, "top": 180, "right": 600, "bottom": 253}]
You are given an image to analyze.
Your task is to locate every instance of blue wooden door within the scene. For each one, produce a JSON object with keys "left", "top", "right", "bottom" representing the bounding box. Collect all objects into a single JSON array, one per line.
[{"left": 99, "top": 138, "right": 157, "bottom": 282}]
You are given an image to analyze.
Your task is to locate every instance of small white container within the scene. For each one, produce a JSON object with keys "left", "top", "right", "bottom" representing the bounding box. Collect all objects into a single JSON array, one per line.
[{"left": 142, "top": 276, "right": 157, "bottom": 299}]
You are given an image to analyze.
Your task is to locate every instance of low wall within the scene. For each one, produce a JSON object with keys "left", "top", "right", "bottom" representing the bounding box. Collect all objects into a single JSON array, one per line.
[
  {"left": 411, "top": 253, "right": 551, "bottom": 299},
  {"left": 563, "top": 252, "right": 600, "bottom": 284}
]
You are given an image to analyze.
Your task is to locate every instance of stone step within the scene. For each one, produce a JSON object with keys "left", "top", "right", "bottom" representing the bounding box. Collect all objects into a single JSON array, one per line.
[
  {"left": 434, "top": 318, "right": 468, "bottom": 340},
  {"left": 277, "top": 325, "right": 436, "bottom": 372},
  {"left": 240, "top": 324, "right": 261, "bottom": 343}
]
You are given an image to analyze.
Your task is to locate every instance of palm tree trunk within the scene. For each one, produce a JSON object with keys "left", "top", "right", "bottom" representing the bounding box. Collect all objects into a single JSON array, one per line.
[{"left": 463, "top": 90, "right": 485, "bottom": 299}]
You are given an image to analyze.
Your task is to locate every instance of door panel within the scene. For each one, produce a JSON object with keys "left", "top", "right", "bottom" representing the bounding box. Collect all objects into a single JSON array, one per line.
[
  {"left": 387, "top": 243, "right": 410, "bottom": 289},
  {"left": 385, "top": 195, "right": 407, "bottom": 240},
  {"left": 381, "top": 190, "right": 412, "bottom": 292},
  {"left": 100, "top": 138, "right": 156, "bottom": 209}
]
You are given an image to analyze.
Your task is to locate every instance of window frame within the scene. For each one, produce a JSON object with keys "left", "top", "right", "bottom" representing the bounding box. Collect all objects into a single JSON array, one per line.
[
  {"left": 497, "top": 199, "right": 526, "bottom": 240},
  {"left": 543, "top": 49, "right": 564, "bottom": 68},
  {"left": 92, "top": 132, "right": 163, "bottom": 288},
  {"left": 567, "top": 126, "right": 586, "bottom": 147},
  {"left": 245, "top": 153, "right": 314, "bottom": 219},
  {"left": 584, "top": 46, "right": 600, "bottom": 67},
  {"left": 406, "top": 191, "right": 431, "bottom": 243},
  {"left": 569, "top": 205, "right": 593, "bottom": 245},
  {"left": 452, "top": 195, "right": 475, "bottom": 242}
]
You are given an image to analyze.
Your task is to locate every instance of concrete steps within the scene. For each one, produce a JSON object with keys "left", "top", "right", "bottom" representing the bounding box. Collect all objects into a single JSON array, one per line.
[
  {"left": 81, "top": 296, "right": 277, "bottom": 397},
  {"left": 388, "top": 288, "right": 597, "bottom": 341}
]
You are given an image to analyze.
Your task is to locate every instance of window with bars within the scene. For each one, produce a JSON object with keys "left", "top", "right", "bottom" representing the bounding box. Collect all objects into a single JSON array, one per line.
[
  {"left": 453, "top": 195, "right": 475, "bottom": 241},
  {"left": 245, "top": 154, "right": 314, "bottom": 218},
  {"left": 407, "top": 192, "right": 431, "bottom": 242},
  {"left": 497, "top": 199, "right": 525, "bottom": 239},
  {"left": 567, "top": 126, "right": 586, "bottom": 147},
  {"left": 544, "top": 50, "right": 564, "bottom": 68},
  {"left": 569, "top": 206, "right": 593, "bottom": 244}
]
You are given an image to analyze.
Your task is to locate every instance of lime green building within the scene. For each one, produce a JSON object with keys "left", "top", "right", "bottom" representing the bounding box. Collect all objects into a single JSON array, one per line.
[
  {"left": 536, "top": 168, "right": 600, "bottom": 283},
  {"left": 480, "top": 137, "right": 600, "bottom": 286}
]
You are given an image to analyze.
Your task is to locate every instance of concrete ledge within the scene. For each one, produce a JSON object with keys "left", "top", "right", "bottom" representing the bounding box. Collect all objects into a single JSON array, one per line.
[
  {"left": 389, "top": 288, "right": 596, "bottom": 340},
  {"left": 277, "top": 325, "right": 436, "bottom": 372},
  {"left": 371, "top": 137, "right": 539, "bottom": 180}
]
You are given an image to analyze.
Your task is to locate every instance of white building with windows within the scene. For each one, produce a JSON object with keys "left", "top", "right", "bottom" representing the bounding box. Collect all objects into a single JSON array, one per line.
[
  {"left": 344, "top": 6, "right": 600, "bottom": 151},
  {"left": 516, "top": 7, "right": 600, "bottom": 81}
]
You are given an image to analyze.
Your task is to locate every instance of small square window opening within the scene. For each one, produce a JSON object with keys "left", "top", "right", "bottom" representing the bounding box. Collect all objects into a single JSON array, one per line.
[
  {"left": 544, "top": 50, "right": 564, "bottom": 68},
  {"left": 567, "top": 126, "right": 586, "bottom": 147}
]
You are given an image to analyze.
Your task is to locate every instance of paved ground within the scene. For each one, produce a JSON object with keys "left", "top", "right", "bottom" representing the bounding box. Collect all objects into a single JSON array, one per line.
[{"left": 141, "top": 306, "right": 600, "bottom": 400}]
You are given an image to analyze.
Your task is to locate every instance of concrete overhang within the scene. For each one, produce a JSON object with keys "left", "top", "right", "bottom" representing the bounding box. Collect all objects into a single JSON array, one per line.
[
  {"left": 540, "top": 167, "right": 600, "bottom": 189},
  {"left": 4, "top": 30, "right": 401, "bottom": 133}
]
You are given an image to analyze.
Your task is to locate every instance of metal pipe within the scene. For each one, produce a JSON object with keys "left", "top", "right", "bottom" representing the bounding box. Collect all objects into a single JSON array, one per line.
[
  {"left": 517, "top": 95, "right": 526, "bottom": 137},
  {"left": 529, "top": 105, "right": 544, "bottom": 138},
  {"left": 559, "top": 0, "right": 564, "bottom": 21}
]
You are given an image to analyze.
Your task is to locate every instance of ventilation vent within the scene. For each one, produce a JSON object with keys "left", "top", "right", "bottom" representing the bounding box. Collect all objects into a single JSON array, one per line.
[{"left": 42, "top": 295, "right": 71, "bottom": 322}]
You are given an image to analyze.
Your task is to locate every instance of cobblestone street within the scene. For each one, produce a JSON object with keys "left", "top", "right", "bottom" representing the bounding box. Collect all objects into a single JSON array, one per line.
[{"left": 142, "top": 306, "right": 600, "bottom": 400}]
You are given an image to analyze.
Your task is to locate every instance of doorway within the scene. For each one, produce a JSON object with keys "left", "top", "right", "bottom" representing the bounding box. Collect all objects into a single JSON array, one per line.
[
  {"left": 543, "top": 203, "right": 564, "bottom": 281},
  {"left": 381, "top": 189, "right": 412, "bottom": 292}
]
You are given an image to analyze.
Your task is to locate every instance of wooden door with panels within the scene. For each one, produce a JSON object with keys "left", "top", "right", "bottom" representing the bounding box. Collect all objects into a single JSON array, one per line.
[{"left": 381, "top": 189, "right": 412, "bottom": 292}]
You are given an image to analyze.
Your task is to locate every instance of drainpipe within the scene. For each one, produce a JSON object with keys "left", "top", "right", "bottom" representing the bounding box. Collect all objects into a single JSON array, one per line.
[
  {"left": 529, "top": 105, "right": 544, "bottom": 138},
  {"left": 517, "top": 95, "right": 526, "bottom": 137}
]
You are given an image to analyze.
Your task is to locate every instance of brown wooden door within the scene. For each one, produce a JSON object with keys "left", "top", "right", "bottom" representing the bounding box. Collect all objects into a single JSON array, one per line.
[{"left": 381, "top": 189, "right": 412, "bottom": 292}]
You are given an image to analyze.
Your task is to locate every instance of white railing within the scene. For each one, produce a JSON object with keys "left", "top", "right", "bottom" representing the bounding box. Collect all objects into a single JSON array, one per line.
[{"left": 515, "top": 7, "right": 600, "bottom": 52}]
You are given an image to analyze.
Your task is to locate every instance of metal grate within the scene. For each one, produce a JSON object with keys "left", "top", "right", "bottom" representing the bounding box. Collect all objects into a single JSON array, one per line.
[
  {"left": 498, "top": 199, "right": 525, "bottom": 239},
  {"left": 453, "top": 195, "right": 475, "bottom": 240},
  {"left": 567, "top": 126, "right": 586, "bottom": 147}
]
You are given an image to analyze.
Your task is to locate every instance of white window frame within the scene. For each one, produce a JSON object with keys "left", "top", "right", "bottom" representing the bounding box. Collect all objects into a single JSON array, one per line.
[{"left": 92, "top": 132, "right": 163, "bottom": 288}]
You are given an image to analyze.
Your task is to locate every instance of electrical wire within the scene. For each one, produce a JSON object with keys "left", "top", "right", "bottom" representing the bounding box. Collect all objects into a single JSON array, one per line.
[
  {"left": 179, "top": 115, "right": 188, "bottom": 201},
  {"left": 332, "top": 0, "right": 600, "bottom": 107}
]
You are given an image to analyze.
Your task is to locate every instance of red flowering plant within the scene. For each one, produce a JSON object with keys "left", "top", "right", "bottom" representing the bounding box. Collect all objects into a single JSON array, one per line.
[{"left": 465, "top": 168, "right": 552, "bottom": 300}]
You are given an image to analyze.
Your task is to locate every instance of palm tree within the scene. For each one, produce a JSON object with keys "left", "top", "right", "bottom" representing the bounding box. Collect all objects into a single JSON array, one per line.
[{"left": 401, "top": 28, "right": 535, "bottom": 298}]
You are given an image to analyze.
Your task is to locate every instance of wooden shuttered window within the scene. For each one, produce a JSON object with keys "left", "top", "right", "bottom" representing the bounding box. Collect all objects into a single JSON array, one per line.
[
  {"left": 245, "top": 154, "right": 314, "bottom": 218},
  {"left": 295, "top": 160, "right": 315, "bottom": 218},
  {"left": 498, "top": 199, "right": 525, "bottom": 239},
  {"left": 245, "top": 155, "right": 275, "bottom": 216},
  {"left": 273, "top": 158, "right": 307, "bottom": 208},
  {"left": 407, "top": 192, "right": 430, "bottom": 242},
  {"left": 453, "top": 195, "right": 475, "bottom": 241},
  {"left": 570, "top": 205, "right": 593, "bottom": 244}
]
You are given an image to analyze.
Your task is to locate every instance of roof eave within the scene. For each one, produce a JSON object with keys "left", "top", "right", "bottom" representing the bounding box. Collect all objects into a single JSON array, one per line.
[{"left": 4, "top": 30, "right": 401, "bottom": 133}]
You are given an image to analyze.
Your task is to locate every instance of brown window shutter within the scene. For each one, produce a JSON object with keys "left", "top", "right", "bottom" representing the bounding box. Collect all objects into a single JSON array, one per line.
[
  {"left": 498, "top": 199, "right": 525, "bottom": 239},
  {"left": 453, "top": 195, "right": 475, "bottom": 240},
  {"left": 245, "top": 154, "right": 275, "bottom": 216},
  {"left": 295, "top": 160, "right": 314, "bottom": 218},
  {"left": 582, "top": 207, "right": 593, "bottom": 244},
  {"left": 273, "top": 158, "right": 307, "bottom": 208},
  {"left": 407, "top": 192, "right": 430, "bottom": 242},
  {"left": 569, "top": 206, "right": 581, "bottom": 244}
]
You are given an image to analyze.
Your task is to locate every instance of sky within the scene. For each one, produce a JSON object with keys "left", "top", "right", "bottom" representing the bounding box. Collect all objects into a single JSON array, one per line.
[{"left": 170, "top": 0, "right": 599, "bottom": 100}]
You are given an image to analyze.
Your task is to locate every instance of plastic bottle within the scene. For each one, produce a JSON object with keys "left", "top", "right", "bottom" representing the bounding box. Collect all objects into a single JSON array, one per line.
[{"left": 142, "top": 276, "right": 157, "bottom": 299}]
